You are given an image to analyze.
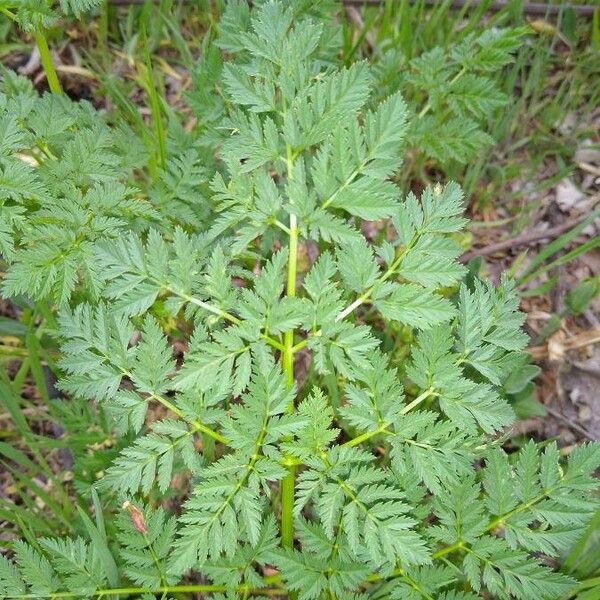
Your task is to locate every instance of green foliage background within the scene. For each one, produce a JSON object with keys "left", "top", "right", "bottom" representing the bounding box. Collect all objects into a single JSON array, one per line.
[{"left": 0, "top": 1, "right": 599, "bottom": 599}]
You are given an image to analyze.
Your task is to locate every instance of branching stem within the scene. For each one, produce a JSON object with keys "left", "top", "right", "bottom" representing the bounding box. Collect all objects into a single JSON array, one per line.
[
  {"left": 171, "top": 288, "right": 241, "bottom": 323},
  {"left": 291, "top": 243, "right": 413, "bottom": 352},
  {"left": 400, "top": 387, "right": 435, "bottom": 414},
  {"left": 111, "top": 361, "right": 228, "bottom": 445},
  {"left": 418, "top": 66, "right": 466, "bottom": 119},
  {"left": 292, "top": 227, "right": 422, "bottom": 358},
  {"left": 343, "top": 423, "right": 392, "bottom": 447},
  {"left": 335, "top": 246, "right": 408, "bottom": 322},
  {"left": 367, "top": 481, "right": 565, "bottom": 594},
  {"left": 343, "top": 388, "right": 435, "bottom": 447},
  {"left": 165, "top": 287, "right": 283, "bottom": 351}
]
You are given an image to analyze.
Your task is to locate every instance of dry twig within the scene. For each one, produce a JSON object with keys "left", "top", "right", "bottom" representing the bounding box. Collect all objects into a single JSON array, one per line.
[{"left": 460, "top": 212, "right": 597, "bottom": 263}]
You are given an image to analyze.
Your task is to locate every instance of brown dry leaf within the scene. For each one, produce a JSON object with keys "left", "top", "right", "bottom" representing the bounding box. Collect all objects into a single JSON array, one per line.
[
  {"left": 547, "top": 330, "right": 566, "bottom": 362},
  {"left": 529, "top": 327, "right": 600, "bottom": 361}
]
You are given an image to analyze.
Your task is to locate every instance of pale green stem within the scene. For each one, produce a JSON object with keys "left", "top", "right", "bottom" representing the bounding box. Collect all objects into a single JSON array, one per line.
[
  {"left": 0, "top": 9, "right": 61, "bottom": 97},
  {"left": 273, "top": 219, "right": 291, "bottom": 235},
  {"left": 399, "top": 387, "right": 435, "bottom": 414},
  {"left": 150, "top": 391, "right": 227, "bottom": 444},
  {"left": 366, "top": 482, "right": 567, "bottom": 594},
  {"left": 113, "top": 361, "right": 228, "bottom": 445},
  {"left": 335, "top": 246, "right": 408, "bottom": 322},
  {"left": 0, "top": 7, "right": 15, "bottom": 20},
  {"left": 34, "top": 30, "right": 63, "bottom": 94},
  {"left": 143, "top": 40, "right": 167, "bottom": 172},
  {"left": 342, "top": 388, "right": 434, "bottom": 447},
  {"left": 418, "top": 66, "right": 466, "bottom": 119},
  {"left": 142, "top": 531, "right": 167, "bottom": 588},
  {"left": 281, "top": 144, "right": 298, "bottom": 549},
  {"left": 343, "top": 423, "right": 391, "bottom": 448},
  {"left": 165, "top": 287, "right": 284, "bottom": 351},
  {"left": 172, "top": 289, "right": 241, "bottom": 323},
  {"left": 293, "top": 229, "right": 419, "bottom": 355}
]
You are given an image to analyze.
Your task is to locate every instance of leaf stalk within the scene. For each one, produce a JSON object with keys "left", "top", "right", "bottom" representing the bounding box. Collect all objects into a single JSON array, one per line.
[
  {"left": 281, "top": 144, "right": 298, "bottom": 549},
  {"left": 34, "top": 30, "right": 63, "bottom": 94}
]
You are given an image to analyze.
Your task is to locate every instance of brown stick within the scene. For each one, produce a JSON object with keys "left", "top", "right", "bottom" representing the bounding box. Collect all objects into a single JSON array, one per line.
[
  {"left": 460, "top": 214, "right": 592, "bottom": 263},
  {"left": 544, "top": 405, "right": 598, "bottom": 442},
  {"left": 528, "top": 327, "right": 600, "bottom": 361},
  {"left": 107, "top": 0, "right": 598, "bottom": 17}
]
